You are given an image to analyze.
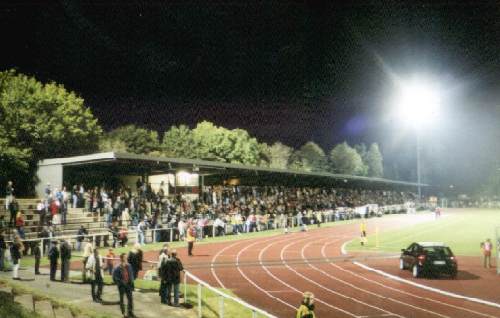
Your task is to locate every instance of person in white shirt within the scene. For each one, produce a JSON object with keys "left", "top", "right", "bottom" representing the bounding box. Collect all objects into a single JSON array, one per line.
[
  {"left": 86, "top": 248, "right": 105, "bottom": 302},
  {"left": 82, "top": 239, "right": 94, "bottom": 281}
]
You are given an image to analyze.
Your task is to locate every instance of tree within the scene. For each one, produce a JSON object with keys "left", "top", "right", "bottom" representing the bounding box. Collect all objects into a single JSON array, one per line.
[
  {"left": 0, "top": 70, "right": 102, "bottom": 194},
  {"left": 161, "top": 124, "right": 197, "bottom": 159},
  {"left": 191, "top": 121, "right": 261, "bottom": 165},
  {"left": 365, "top": 143, "right": 384, "bottom": 177},
  {"left": 289, "top": 141, "right": 327, "bottom": 172},
  {"left": 100, "top": 125, "right": 160, "bottom": 154},
  {"left": 267, "top": 142, "right": 293, "bottom": 169},
  {"left": 329, "top": 142, "right": 365, "bottom": 175}
]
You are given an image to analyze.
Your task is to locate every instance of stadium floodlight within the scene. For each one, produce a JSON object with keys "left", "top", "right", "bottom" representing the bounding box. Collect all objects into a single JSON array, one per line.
[
  {"left": 395, "top": 79, "right": 441, "bottom": 125},
  {"left": 394, "top": 76, "right": 441, "bottom": 201}
]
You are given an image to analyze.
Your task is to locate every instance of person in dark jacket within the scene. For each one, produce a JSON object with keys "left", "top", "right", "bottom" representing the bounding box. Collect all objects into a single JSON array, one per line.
[
  {"left": 10, "top": 236, "right": 23, "bottom": 280},
  {"left": 164, "top": 250, "right": 184, "bottom": 306},
  {"left": 76, "top": 226, "right": 88, "bottom": 251},
  {"left": 8, "top": 198, "right": 18, "bottom": 228},
  {"left": 113, "top": 253, "right": 135, "bottom": 318},
  {"left": 127, "top": 243, "right": 143, "bottom": 279},
  {"left": 60, "top": 239, "right": 71, "bottom": 282},
  {"left": 0, "top": 231, "right": 6, "bottom": 272},
  {"left": 48, "top": 241, "right": 59, "bottom": 281},
  {"left": 33, "top": 241, "right": 41, "bottom": 275}
]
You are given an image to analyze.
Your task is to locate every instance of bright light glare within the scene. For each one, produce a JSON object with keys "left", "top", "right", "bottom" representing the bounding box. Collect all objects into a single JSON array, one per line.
[{"left": 396, "top": 79, "right": 440, "bottom": 124}]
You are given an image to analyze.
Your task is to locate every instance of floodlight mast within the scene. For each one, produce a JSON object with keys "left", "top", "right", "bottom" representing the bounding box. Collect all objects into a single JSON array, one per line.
[{"left": 396, "top": 78, "right": 440, "bottom": 202}]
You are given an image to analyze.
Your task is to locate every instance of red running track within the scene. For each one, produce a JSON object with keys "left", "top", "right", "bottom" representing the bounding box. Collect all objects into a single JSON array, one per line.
[{"left": 144, "top": 213, "right": 500, "bottom": 318}]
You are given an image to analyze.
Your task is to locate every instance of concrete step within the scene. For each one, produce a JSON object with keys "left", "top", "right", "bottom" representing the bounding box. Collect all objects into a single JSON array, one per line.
[
  {"left": 54, "top": 307, "right": 74, "bottom": 318},
  {"left": 14, "top": 294, "right": 34, "bottom": 312},
  {"left": 35, "top": 300, "right": 55, "bottom": 318}
]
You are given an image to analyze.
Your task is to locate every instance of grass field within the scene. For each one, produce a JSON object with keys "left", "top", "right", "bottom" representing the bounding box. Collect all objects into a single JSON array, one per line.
[{"left": 347, "top": 209, "right": 500, "bottom": 257}]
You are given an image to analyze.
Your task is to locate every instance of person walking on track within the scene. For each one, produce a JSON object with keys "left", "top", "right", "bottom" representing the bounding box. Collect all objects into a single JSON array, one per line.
[
  {"left": 296, "top": 291, "right": 316, "bottom": 318},
  {"left": 186, "top": 224, "right": 196, "bottom": 256}
]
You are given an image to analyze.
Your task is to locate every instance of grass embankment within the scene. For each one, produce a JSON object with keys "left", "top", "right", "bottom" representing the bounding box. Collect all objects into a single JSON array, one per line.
[
  {"left": 0, "top": 278, "right": 114, "bottom": 318},
  {"left": 347, "top": 209, "right": 500, "bottom": 256},
  {"left": 0, "top": 282, "right": 44, "bottom": 318},
  {"left": 69, "top": 275, "right": 268, "bottom": 318}
]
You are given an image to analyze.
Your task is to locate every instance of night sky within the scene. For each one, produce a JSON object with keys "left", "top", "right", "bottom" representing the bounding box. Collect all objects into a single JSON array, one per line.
[{"left": 2, "top": 0, "right": 500, "bottom": 192}]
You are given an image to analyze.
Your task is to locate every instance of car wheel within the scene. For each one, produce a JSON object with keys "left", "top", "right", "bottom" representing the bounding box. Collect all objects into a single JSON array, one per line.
[
  {"left": 412, "top": 265, "right": 420, "bottom": 278},
  {"left": 399, "top": 258, "right": 405, "bottom": 270}
]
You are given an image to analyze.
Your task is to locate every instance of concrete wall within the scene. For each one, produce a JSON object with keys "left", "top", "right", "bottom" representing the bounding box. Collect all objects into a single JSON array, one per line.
[{"left": 36, "top": 164, "right": 63, "bottom": 198}]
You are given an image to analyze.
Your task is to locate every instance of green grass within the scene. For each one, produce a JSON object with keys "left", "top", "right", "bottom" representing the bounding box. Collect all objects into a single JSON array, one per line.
[
  {"left": 0, "top": 278, "right": 115, "bottom": 318},
  {"left": 69, "top": 275, "right": 268, "bottom": 318},
  {"left": 0, "top": 286, "right": 44, "bottom": 318},
  {"left": 347, "top": 209, "right": 500, "bottom": 256}
]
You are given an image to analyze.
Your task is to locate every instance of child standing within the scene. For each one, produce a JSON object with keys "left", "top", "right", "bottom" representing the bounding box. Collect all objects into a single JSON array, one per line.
[{"left": 106, "top": 248, "right": 115, "bottom": 275}]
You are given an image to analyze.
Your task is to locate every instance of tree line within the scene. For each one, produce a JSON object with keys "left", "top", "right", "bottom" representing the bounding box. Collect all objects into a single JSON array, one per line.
[
  {"left": 99, "top": 122, "right": 383, "bottom": 178},
  {"left": 0, "top": 70, "right": 382, "bottom": 195}
]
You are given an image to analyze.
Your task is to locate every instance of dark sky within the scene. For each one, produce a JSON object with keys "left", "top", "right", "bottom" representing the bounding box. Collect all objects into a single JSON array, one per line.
[{"left": 2, "top": 0, "right": 500, "bottom": 192}]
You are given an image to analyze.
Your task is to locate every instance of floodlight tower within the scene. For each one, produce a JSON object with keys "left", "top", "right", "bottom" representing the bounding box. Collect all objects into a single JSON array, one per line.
[{"left": 396, "top": 78, "right": 440, "bottom": 201}]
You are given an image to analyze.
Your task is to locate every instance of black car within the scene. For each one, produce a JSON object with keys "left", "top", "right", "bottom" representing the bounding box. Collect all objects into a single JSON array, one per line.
[{"left": 399, "top": 242, "right": 458, "bottom": 278}]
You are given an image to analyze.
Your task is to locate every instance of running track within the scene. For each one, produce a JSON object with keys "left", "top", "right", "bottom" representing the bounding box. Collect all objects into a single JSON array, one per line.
[{"left": 156, "top": 213, "right": 500, "bottom": 318}]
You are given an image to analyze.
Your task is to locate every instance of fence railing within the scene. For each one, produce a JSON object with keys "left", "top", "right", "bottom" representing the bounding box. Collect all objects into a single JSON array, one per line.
[{"left": 183, "top": 270, "right": 277, "bottom": 318}]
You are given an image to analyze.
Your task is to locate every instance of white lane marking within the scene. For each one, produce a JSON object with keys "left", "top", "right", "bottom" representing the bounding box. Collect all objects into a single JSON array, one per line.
[
  {"left": 308, "top": 239, "right": 451, "bottom": 318},
  {"left": 325, "top": 241, "right": 497, "bottom": 318},
  {"left": 236, "top": 237, "right": 297, "bottom": 310},
  {"left": 258, "top": 233, "right": 360, "bottom": 317},
  {"left": 210, "top": 240, "right": 243, "bottom": 289},
  {"left": 354, "top": 261, "right": 500, "bottom": 311},
  {"left": 341, "top": 239, "right": 352, "bottom": 255},
  {"left": 280, "top": 237, "right": 404, "bottom": 318}
]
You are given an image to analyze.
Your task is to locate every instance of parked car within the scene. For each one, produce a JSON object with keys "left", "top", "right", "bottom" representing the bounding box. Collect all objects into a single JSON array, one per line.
[{"left": 399, "top": 242, "right": 457, "bottom": 278}]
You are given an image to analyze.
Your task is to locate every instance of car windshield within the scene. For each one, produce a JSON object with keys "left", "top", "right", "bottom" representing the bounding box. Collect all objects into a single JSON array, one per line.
[{"left": 422, "top": 246, "right": 453, "bottom": 257}]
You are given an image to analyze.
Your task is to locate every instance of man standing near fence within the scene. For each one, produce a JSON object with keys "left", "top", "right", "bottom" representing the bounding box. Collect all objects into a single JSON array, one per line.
[
  {"left": 164, "top": 250, "right": 184, "bottom": 307},
  {"left": 60, "top": 239, "right": 72, "bottom": 282},
  {"left": 82, "top": 238, "right": 93, "bottom": 281},
  {"left": 86, "top": 247, "right": 104, "bottom": 303},
  {"left": 113, "top": 253, "right": 136, "bottom": 318},
  {"left": 48, "top": 240, "right": 59, "bottom": 281}
]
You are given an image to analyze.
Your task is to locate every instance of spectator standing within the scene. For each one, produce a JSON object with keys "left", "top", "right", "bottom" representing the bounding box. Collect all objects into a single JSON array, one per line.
[
  {"left": 106, "top": 248, "right": 115, "bottom": 275},
  {"left": 82, "top": 239, "right": 93, "bottom": 281},
  {"left": 48, "top": 240, "right": 59, "bottom": 281},
  {"left": 60, "top": 239, "right": 72, "bottom": 282},
  {"left": 164, "top": 250, "right": 184, "bottom": 307},
  {"left": 86, "top": 248, "right": 104, "bottom": 302},
  {"left": 137, "top": 219, "right": 146, "bottom": 245},
  {"left": 127, "top": 243, "right": 143, "bottom": 279},
  {"left": 37, "top": 200, "right": 46, "bottom": 226},
  {"left": 8, "top": 197, "right": 18, "bottom": 228},
  {"left": 76, "top": 225, "right": 88, "bottom": 251},
  {"left": 482, "top": 239, "right": 493, "bottom": 268},
  {"left": 15, "top": 211, "right": 25, "bottom": 239},
  {"left": 186, "top": 224, "right": 196, "bottom": 256},
  {"left": 158, "top": 247, "right": 169, "bottom": 304},
  {"left": 10, "top": 236, "right": 23, "bottom": 280},
  {"left": 5, "top": 181, "right": 14, "bottom": 210},
  {"left": 39, "top": 226, "right": 50, "bottom": 255},
  {"left": 296, "top": 291, "right": 316, "bottom": 318},
  {"left": 33, "top": 241, "right": 41, "bottom": 275},
  {"left": 112, "top": 253, "right": 136, "bottom": 318},
  {"left": 0, "top": 231, "right": 6, "bottom": 272}
]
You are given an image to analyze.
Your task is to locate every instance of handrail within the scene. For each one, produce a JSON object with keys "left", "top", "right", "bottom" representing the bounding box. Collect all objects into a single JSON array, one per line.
[{"left": 183, "top": 270, "right": 278, "bottom": 318}]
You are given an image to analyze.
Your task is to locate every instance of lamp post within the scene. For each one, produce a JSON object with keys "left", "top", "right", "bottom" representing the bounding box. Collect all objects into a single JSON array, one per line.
[{"left": 395, "top": 77, "right": 440, "bottom": 202}]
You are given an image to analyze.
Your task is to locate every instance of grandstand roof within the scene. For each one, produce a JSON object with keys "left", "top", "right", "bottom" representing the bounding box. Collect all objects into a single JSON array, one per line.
[{"left": 38, "top": 152, "right": 426, "bottom": 188}]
